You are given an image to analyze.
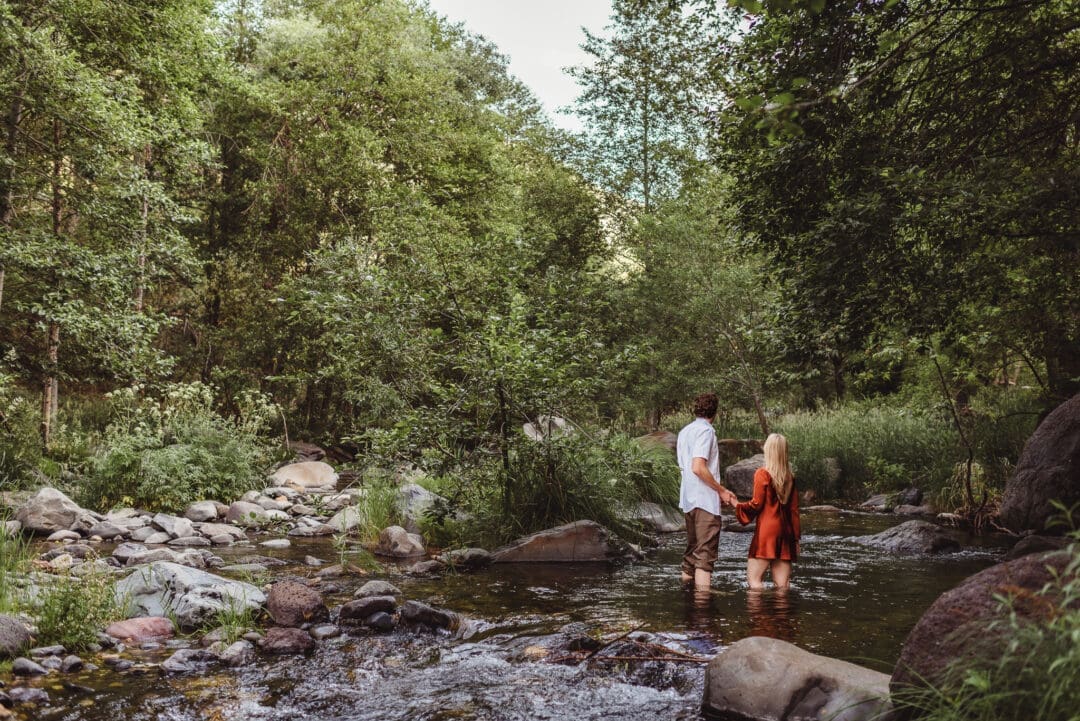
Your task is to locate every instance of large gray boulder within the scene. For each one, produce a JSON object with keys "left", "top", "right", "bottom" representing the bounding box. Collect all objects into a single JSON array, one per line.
[
  {"left": 704, "top": 636, "right": 891, "bottom": 721},
  {"left": 492, "top": 520, "right": 641, "bottom": 563},
  {"left": 853, "top": 520, "right": 960, "bottom": 555},
  {"left": 1000, "top": 394, "right": 1080, "bottom": 534},
  {"left": 396, "top": 483, "right": 447, "bottom": 535},
  {"left": 114, "top": 561, "right": 265, "bottom": 631},
  {"left": 326, "top": 506, "right": 364, "bottom": 534},
  {"left": 724, "top": 454, "right": 764, "bottom": 499},
  {"left": 891, "top": 549, "right": 1075, "bottom": 693},
  {"left": 14, "top": 488, "right": 96, "bottom": 534},
  {"left": 0, "top": 615, "right": 33, "bottom": 659},
  {"left": 375, "top": 525, "right": 426, "bottom": 558}
]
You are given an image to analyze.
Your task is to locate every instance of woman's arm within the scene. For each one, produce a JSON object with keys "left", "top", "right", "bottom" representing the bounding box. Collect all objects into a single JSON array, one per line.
[
  {"left": 791, "top": 483, "right": 801, "bottom": 540},
  {"left": 735, "top": 468, "right": 770, "bottom": 524}
]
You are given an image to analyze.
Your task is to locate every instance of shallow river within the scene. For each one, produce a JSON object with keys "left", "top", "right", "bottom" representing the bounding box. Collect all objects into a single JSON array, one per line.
[{"left": 20, "top": 512, "right": 1007, "bottom": 721}]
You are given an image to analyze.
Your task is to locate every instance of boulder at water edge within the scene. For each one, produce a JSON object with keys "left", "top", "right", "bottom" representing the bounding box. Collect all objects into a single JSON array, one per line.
[
  {"left": 999, "top": 393, "right": 1080, "bottom": 534},
  {"left": 0, "top": 615, "right": 33, "bottom": 659},
  {"left": 104, "top": 617, "right": 175, "bottom": 642},
  {"left": 891, "top": 549, "right": 1075, "bottom": 693},
  {"left": 853, "top": 520, "right": 960, "bottom": 555},
  {"left": 703, "top": 636, "right": 890, "bottom": 721},
  {"left": 114, "top": 561, "right": 265, "bottom": 631},
  {"left": 724, "top": 454, "right": 764, "bottom": 499},
  {"left": 260, "top": 627, "right": 314, "bottom": 654},
  {"left": 266, "top": 581, "right": 328, "bottom": 628},
  {"left": 14, "top": 487, "right": 97, "bottom": 534},
  {"left": 492, "top": 520, "right": 642, "bottom": 563},
  {"left": 634, "top": 502, "right": 684, "bottom": 533},
  {"left": 375, "top": 525, "right": 426, "bottom": 558},
  {"left": 269, "top": 461, "right": 338, "bottom": 490}
]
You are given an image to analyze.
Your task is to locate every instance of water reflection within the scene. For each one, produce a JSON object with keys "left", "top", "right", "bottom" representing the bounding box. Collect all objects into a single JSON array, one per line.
[{"left": 745, "top": 588, "right": 799, "bottom": 642}]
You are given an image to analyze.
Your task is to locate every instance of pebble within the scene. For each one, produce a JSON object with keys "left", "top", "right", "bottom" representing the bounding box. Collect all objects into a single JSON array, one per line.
[{"left": 260, "top": 539, "right": 291, "bottom": 549}]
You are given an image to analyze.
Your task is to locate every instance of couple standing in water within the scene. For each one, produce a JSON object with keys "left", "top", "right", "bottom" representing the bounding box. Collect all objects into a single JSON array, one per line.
[{"left": 677, "top": 393, "right": 801, "bottom": 591}]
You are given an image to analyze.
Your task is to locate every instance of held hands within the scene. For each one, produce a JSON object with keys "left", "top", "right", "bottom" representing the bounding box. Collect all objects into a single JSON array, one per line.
[{"left": 720, "top": 488, "right": 739, "bottom": 507}]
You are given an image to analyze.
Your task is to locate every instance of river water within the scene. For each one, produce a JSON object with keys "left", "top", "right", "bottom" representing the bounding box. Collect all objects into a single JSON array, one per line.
[{"left": 19, "top": 511, "right": 1006, "bottom": 721}]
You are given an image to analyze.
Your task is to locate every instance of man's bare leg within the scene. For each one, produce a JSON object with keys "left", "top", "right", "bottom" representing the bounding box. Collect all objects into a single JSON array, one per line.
[
  {"left": 681, "top": 571, "right": 693, "bottom": 584},
  {"left": 694, "top": 568, "right": 711, "bottom": 588}
]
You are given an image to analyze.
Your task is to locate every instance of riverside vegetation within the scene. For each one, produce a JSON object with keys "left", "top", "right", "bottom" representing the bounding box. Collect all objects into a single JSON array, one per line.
[{"left": 1, "top": 0, "right": 1078, "bottom": 719}]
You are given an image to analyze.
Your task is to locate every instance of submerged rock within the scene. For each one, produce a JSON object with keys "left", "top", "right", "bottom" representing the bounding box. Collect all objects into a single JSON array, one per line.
[
  {"left": 703, "top": 636, "right": 890, "bottom": 721},
  {"left": 853, "top": 520, "right": 960, "bottom": 555},
  {"left": 492, "top": 520, "right": 641, "bottom": 563},
  {"left": 399, "top": 600, "right": 456, "bottom": 631},
  {"left": 259, "top": 627, "right": 314, "bottom": 654}
]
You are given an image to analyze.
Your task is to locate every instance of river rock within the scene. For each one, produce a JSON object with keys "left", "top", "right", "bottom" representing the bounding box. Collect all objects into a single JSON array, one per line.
[
  {"left": 397, "top": 483, "right": 447, "bottom": 534},
  {"left": 8, "top": 686, "right": 49, "bottom": 705},
  {"left": 217, "top": 640, "right": 255, "bottom": 667},
  {"left": 197, "top": 523, "right": 246, "bottom": 541},
  {"left": 894, "top": 504, "right": 935, "bottom": 516},
  {"left": 267, "top": 581, "right": 328, "bottom": 627},
  {"left": 375, "top": 526, "right": 426, "bottom": 558},
  {"left": 724, "top": 454, "right": 764, "bottom": 499},
  {"left": 104, "top": 617, "right": 174, "bottom": 642},
  {"left": 114, "top": 561, "right": 265, "bottom": 631},
  {"left": 355, "top": 580, "right": 403, "bottom": 599},
  {"left": 260, "top": 538, "right": 291, "bottom": 549},
  {"left": 259, "top": 627, "right": 314, "bottom": 654},
  {"left": 129, "top": 526, "right": 157, "bottom": 542},
  {"left": 896, "top": 487, "right": 923, "bottom": 506},
  {"left": 2, "top": 519, "right": 22, "bottom": 537},
  {"left": 60, "top": 655, "right": 83, "bottom": 673},
  {"left": 169, "top": 536, "right": 211, "bottom": 547},
  {"left": 440, "top": 548, "right": 493, "bottom": 570},
  {"left": 861, "top": 493, "right": 892, "bottom": 512},
  {"left": 11, "top": 657, "right": 46, "bottom": 676},
  {"left": 703, "top": 636, "right": 890, "bottom": 721},
  {"left": 634, "top": 502, "right": 683, "bottom": 533},
  {"left": 226, "top": 501, "right": 269, "bottom": 527},
  {"left": 1005, "top": 534, "right": 1070, "bottom": 560},
  {"left": 270, "top": 461, "right": 339, "bottom": 490},
  {"left": 1000, "top": 393, "right": 1080, "bottom": 534},
  {"left": 805, "top": 505, "right": 842, "bottom": 513},
  {"left": 339, "top": 596, "right": 396, "bottom": 623},
  {"left": 891, "top": 549, "right": 1075, "bottom": 693},
  {"left": 184, "top": 501, "right": 219, "bottom": 522},
  {"left": 0, "top": 615, "right": 33, "bottom": 659},
  {"left": 144, "top": 532, "right": 172, "bottom": 545},
  {"left": 87, "top": 522, "right": 128, "bottom": 540},
  {"left": 46, "top": 529, "right": 81, "bottom": 542},
  {"left": 326, "top": 506, "right": 364, "bottom": 534},
  {"left": 364, "top": 611, "right": 395, "bottom": 632},
  {"left": 492, "top": 520, "right": 641, "bottom": 563},
  {"left": 854, "top": 520, "right": 960, "bottom": 555},
  {"left": 14, "top": 487, "right": 96, "bottom": 534},
  {"left": 399, "top": 600, "right": 456, "bottom": 631},
  {"left": 152, "top": 513, "right": 194, "bottom": 540},
  {"left": 161, "top": 648, "right": 216, "bottom": 673}
]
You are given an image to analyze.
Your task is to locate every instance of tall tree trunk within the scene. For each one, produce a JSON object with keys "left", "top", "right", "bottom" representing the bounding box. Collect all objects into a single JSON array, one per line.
[
  {"left": 41, "top": 323, "right": 60, "bottom": 450},
  {"left": 0, "top": 52, "right": 26, "bottom": 314},
  {"left": 134, "top": 143, "right": 151, "bottom": 312},
  {"left": 641, "top": 74, "right": 651, "bottom": 214}
]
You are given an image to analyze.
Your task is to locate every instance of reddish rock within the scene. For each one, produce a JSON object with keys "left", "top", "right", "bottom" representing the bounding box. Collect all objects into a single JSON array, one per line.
[
  {"left": 105, "top": 617, "right": 175, "bottom": 642},
  {"left": 891, "top": 550, "right": 1075, "bottom": 693},
  {"left": 266, "top": 581, "right": 328, "bottom": 628},
  {"left": 492, "top": 520, "right": 640, "bottom": 563},
  {"left": 1000, "top": 393, "right": 1080, "bottom": 534},
  {"left": 259, "top": 627, "right": 314, "bottom": 654}
]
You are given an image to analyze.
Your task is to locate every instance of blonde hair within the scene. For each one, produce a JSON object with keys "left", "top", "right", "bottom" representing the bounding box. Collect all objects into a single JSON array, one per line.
[{"left": 763, "top": 433, "right": 795, "bottom": 503}]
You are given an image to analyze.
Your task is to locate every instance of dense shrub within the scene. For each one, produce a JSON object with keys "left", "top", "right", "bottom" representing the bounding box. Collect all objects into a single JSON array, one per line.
[
  {"left": 80, "top": 383, "right": 282, "bottom": 512},
  {"left": 34, "top": 571, "right": 122, "bottom": 651},
  {"left": 0, "top": 370, "right": 43, "bottom": 489},
  {"left": 774, "top": 403, "right": 958, "bottom": 498}
]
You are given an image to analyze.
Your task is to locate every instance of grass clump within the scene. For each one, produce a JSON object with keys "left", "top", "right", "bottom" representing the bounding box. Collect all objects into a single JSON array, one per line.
[
  {"left": 0, "top": 522, "right": 33, "bottom": 614},
  {"left": 80, "top": 383, "right": 283, "bottom": 513},
  {"left": 34, "top": 570, "right": 122, "bottom": 651}
]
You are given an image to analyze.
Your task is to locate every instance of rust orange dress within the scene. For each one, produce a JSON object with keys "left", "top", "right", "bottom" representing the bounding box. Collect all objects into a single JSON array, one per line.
[{"left": 735, "top": 467, "right": 800, "bottom": 561}]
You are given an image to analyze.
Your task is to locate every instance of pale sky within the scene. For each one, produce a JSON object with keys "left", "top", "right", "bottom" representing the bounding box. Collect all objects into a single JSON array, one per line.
[{"left": 425, "top": 0, "right": 614, "bottom": 132}]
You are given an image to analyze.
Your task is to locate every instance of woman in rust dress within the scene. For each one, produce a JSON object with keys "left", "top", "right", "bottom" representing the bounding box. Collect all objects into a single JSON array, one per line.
[{"left": 735, "top": 433, "right": 800, "bottom": 589}]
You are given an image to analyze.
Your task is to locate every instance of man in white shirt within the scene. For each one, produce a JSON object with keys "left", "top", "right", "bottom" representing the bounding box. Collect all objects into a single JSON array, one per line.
[{"left": 677, "top": 392, "right": 737, "bottom": 588}]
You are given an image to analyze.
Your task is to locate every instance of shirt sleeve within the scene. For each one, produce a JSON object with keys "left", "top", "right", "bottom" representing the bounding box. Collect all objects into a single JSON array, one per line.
[{"left": 691, "top": 426, "right": 715, "bottom": 460}]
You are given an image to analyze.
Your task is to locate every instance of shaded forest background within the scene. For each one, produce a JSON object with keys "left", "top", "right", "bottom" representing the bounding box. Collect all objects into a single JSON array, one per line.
[{"left": 0, "top": 0, "right": 1076, "bottom": 536}]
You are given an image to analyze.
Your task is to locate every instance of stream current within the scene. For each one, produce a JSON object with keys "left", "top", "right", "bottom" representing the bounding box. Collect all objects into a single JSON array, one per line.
[{"left": 22, "top": 512, "right": 1006, "bottom": 721}]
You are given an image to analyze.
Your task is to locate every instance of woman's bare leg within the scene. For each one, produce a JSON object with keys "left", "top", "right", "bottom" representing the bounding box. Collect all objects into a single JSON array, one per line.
[
  {"left": 770, "top": 560, "right": 793, "bottom": 589},
  {"left": 747, "top": 558, "right": 769, "bottom": 589}
]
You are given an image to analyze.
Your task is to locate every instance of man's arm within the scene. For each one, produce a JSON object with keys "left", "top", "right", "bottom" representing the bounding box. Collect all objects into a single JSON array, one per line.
[{"left": 691, "top": 457, "right": 737, "bottom": 506}]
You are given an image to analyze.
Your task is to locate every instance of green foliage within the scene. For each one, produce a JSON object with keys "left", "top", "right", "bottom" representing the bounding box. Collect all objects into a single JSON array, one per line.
[
  {"left": 80, "top": 383, "right": 281, "bottom": 512},
  {"left": 352, "top": 473, "right": 405, "bottom": 543},
  {"left": 774, "top": 403, "right": 958, "bottom": 498},
  {"left": 33, "top": 571, "right": 121, "bottom": 652},
  {"left": 891, "top": 523, "right": 1080, "bottom": 721},
  {"left": 207, "top": 597, "right": 260, "bottom": 645},
  {"left": 0, "top": 521, "right": 32, "bottom": 614},
  {"left": 0, "top": 368, "right": 41, "bottom": 488}
]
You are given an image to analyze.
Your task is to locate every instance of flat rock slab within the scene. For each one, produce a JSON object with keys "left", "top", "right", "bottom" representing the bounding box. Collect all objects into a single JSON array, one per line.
[
  {"left": 853, "top": 520, "right": 960, "bottom": 555},
  {"left": 105, "top": 617, "right": 175, "bottom": 642},
  {"left": 115, "top": 561, "right": 265, "bottom": 631},
  {"left": 493, "top": 520, "right": 640, "bottom": 563},
  {"left": 704, "top": 636, "right": 890, "bottom": 721},
  {"left": 270, "top": 461, "right": 339, "bottom": 489}
]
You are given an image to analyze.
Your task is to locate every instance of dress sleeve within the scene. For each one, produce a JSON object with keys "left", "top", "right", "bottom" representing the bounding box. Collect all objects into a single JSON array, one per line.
[{"left": 735, "top": 468, "right": 770, "bottom": 525}]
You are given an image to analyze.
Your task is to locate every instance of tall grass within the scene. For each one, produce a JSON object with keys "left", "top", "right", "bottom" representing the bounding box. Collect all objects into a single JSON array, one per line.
[
  {"left": 34, "top": 570, "right": 122, "bottom": 651},
  {"left": 0, "top": 521, "right": 33, "bottom": 614},
  {"left": 774, "top": 404, "right": 958, "bottom": 498}
]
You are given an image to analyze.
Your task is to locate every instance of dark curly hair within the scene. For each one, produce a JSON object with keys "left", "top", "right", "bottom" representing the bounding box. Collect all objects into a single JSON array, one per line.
[{"left": 693, "top": 392, "right": 719, "bottom": 419}]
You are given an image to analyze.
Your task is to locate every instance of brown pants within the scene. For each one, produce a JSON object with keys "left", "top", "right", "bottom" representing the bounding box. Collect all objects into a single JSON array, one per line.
[{"left": 682, "top": 507, "right": 722, "bottom": 576}]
